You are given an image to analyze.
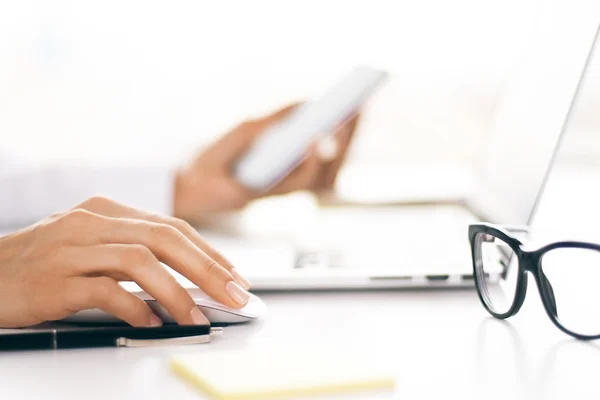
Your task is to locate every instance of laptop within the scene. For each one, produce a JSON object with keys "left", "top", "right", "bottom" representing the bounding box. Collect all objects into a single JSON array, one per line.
[{"left": 199, "top": 2, "right": 600, "bottom": 291}]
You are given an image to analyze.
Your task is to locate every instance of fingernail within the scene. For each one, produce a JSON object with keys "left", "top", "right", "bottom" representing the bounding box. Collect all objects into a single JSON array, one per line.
[
  {"left": 316, "top": 136, "right": 338, "bottom": 162},
  {"left": 190, "top": 307, "right": 210, "bottom": 325},
  {"left": 226, "top": 281, "right": 250, "bottom": 306},
  {"left": 231, "top": 268, "right": 252, "bottom": 290},
  {"left": 149, "top": 313, "right": 163, "bottom": 327}
]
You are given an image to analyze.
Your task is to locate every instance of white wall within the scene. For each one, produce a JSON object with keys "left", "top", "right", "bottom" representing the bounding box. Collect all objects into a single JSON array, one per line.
[{"left": 0, "top": 0, "right": 598, "bottom": 168}]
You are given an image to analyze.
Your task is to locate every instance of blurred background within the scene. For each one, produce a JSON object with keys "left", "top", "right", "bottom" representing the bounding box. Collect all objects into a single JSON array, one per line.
[{"left": 1, "top": 0, "right": 598, "bottom": 182}]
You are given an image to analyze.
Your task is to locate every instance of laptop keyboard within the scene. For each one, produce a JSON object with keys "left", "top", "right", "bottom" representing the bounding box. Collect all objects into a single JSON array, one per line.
[{"left": 290, "top": 204, "right": 476, "bottom": 274}]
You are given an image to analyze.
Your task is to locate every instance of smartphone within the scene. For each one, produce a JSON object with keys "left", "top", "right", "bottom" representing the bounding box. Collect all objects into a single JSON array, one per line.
[{"left": 233, "top": 66, "right": 388, "bottom": 191}]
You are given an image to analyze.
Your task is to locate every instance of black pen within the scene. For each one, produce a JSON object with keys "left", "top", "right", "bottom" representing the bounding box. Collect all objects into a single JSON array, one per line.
[{"left": 0, "top": 324, "right": 222, "bottom": 351}]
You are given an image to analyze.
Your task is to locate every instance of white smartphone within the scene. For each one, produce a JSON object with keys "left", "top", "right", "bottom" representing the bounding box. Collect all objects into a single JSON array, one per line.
[{"left": 233, "top": 66, "right": 388, "bottom": 191}]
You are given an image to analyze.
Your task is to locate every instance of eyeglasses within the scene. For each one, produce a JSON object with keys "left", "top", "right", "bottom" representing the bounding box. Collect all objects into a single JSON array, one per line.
[{"left": 469, "top": 222, "right": 600, "bottom": 340}]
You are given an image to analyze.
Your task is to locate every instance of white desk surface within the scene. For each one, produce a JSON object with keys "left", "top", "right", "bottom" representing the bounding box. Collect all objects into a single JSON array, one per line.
[{"left": 2, "top": 163, "right": 600, "bottom": 400}]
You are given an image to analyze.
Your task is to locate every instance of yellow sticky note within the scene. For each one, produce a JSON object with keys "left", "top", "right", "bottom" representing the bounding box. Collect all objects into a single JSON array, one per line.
[{"left": 171, "top": 348, "right": 395, "bottom": 399}]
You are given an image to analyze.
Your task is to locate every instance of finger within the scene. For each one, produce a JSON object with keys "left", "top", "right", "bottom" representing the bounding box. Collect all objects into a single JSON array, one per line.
[
  {"left": 144, "top": 215, "right": 251, "bottom": 290},
  {"left": 314, "top": 134, "right": 346, "bottom": 190},
  {"left": 58, "top": 211, "right": 249, "bottom": 309},
  {"left": 206, "top": 103, "right": 302, "bottom": 164},
  {"left": 319, "top": 114, "right": 361, "bottom": 188},
  {"left": 74, "top": 197, "right": 251, "bottom": 289},
  {"left": 270, "top": 145, "right": 323, "bottom": 195},
  {"left": 64, "top": 276, "right": 161, "bottom": 327},
  {"left": 65, "top": 245, "right": 210, "bottom": 326},
  {"left": 255, "top": 103, "right": 301, "bottom": 128},
  {"left": 316, "top": 135, "right": 340, "bottom": 163},
  {"left": 271, "top": 110, "right": 359, "bottom": 193},
  {"left": 336, "top": 113, "right": 360, "bottom": 156}
]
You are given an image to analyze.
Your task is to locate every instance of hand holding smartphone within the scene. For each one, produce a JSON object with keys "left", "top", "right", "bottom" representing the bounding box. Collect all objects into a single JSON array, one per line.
[{"left": 233, "top": 66, "right": 388, "bottom": 191}]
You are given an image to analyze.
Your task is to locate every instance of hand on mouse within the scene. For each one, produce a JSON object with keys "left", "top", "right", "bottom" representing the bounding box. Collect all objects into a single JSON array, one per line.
[
  {"left": 0, "top": 196, "right": 251, "bottom": 329},
  {"left": 173, "top": 103, "right": 360, "bottom": 224}
]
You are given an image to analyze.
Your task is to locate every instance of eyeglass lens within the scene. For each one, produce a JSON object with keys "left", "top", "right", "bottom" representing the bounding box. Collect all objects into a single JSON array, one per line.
[
  {"left": 541, "top": 247, "right": 600, "bottom": 337},
  {"left": 474, "top": 232, "right": 520, "bottom": 315}
]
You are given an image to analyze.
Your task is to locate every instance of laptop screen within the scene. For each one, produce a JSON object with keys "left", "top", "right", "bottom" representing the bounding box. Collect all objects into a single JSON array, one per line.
[{"left": 467, "top": 1, "right": 599, "bottom": 226}]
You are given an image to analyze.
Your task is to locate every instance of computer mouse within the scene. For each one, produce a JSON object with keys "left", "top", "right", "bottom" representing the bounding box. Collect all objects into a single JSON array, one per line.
[{"left": 63, "top": 287, "right": 267, "bottom": 325}]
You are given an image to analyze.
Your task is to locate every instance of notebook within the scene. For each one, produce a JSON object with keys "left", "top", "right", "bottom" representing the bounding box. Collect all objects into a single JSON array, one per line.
[{"left": 171, "top": 348, "right": 395, "bottom": 399}]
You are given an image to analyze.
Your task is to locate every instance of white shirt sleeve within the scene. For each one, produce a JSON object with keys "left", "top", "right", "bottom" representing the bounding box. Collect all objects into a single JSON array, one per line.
[{"left": 0, "top": 155, "right": 176, "bottom": 229}]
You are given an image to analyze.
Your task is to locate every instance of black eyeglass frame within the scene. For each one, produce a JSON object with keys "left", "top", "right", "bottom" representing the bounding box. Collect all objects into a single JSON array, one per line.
[{"left": 469, "top": 222, "right": 600, "bottom": 340}]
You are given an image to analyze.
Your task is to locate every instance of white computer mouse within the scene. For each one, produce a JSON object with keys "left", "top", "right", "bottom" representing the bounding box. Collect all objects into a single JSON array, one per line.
[{"left": 63, "top": 287, "right": 267, "bottom": 325}]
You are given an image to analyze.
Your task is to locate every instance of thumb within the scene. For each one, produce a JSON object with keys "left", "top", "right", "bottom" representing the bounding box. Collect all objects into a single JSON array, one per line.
[
  {"left": 256, "top": 103, "right": 301, "bottom": 128},
  {"left": 208, "top": 103, "right": 301, "bottom": 164}
]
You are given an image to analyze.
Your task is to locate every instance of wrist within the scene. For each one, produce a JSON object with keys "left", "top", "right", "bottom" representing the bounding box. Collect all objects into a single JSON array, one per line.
[
  {"left": 173, "top": 169, "right": 192, "bottom": 221},
  {"left": 173, "top": 169, "right": 219, "bottom": 223},
  {"left": 173, "top": 168, "right": 256, "bottom": 223}
]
